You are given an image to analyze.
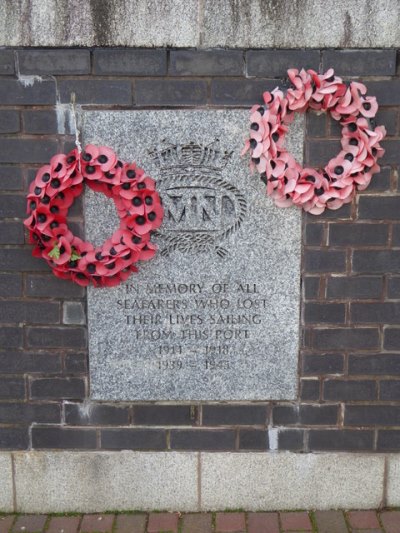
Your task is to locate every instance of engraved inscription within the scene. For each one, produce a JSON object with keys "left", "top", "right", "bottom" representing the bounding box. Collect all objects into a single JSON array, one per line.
[
  {"left": 118, "top": 280, "right": 264, "bottom": 373},
  {"left": 149, "top": 142, "right": 247, "bottom": 257}
]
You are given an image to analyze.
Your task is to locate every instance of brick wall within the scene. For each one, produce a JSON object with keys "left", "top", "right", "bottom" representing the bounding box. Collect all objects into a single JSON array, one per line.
[{"left": 0, "top": 48, "right": 399, "bottom": 452}]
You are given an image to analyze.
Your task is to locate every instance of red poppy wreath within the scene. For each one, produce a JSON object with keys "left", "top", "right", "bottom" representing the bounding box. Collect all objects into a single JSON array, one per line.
[
  {"left": 24, "top": 145, "right": 164, "bottom": 287},
  {"left": 243, "top": 68, "right": 386, "bottom": 214}
]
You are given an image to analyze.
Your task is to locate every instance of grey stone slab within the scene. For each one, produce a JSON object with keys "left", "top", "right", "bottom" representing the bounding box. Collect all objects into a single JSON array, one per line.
[
  {"left": 1, "top": 1, "right": 400, "bottom": 48},
  {"left": 200, "top": 453, "right": 385, "bottom": 511},
  {"left": 0, "top": 453, "right": 13, "bottom": 511},
  {"left": 14, "top": 451, "right": 198, "bottom": 512},
  {"left": 83, "top": 110, "right": 302, "bottom": 401},
  {"left": 202, "top": 0, "right": 400, "bottom": 48},
  {"left": 0, "top": 0, "right": 198, "bottom": 47},
  {"left": 387, "top": 454, "right": 400, "bottom": 507}
]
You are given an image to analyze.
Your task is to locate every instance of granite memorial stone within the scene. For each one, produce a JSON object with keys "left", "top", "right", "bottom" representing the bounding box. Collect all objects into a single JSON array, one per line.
[{"left": 83, "top": 110, "right": 302, "bottom": 400}]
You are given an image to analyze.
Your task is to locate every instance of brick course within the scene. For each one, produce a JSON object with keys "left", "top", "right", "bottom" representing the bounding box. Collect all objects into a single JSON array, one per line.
[{"left": 0, "top": 46, "right": 399, "bottom": 452}]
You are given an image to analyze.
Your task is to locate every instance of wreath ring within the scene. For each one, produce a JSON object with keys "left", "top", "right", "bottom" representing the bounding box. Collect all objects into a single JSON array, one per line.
[
  {"left": 244, "top": 68, "right": 386, "bottom": 214},
  {"left": 24, "top": 145, "right": 164, "bottom": 287}
]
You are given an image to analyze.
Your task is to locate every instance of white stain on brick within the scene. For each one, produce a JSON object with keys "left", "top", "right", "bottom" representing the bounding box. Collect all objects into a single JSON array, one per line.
[
  {"left": 17, "top": 74, "right": 44, "bottom": 87},
  {"left": 268, "top": 428, "right": 278, "bottom": 450}
]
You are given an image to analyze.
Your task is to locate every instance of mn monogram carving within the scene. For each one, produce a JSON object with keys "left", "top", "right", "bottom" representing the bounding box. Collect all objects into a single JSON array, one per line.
[{"left": 148, "top": 142, "right": 247, "bottom": 257}]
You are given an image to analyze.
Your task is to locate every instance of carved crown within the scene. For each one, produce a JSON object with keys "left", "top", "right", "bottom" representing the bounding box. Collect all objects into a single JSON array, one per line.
[{"left": 148, "top": 142, "right": 233, "bottom": 171}]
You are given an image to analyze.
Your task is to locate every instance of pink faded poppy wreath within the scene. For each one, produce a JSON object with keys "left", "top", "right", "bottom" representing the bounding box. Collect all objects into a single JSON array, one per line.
[
  {"left": 243, "top": 68, "right": 386, "bottom": 214},
  {"left": 24, "top": 145, "right": 164, "bottom": 287}
]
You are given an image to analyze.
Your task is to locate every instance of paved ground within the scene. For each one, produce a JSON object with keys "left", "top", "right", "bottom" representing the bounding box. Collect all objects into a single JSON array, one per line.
[{"left": 0, "top": 509, "right": 399, "bottom": 532}]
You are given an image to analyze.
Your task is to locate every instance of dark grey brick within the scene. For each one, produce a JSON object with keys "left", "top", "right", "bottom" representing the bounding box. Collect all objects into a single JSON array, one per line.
[
  {"left": 171, "top": 50, "right": 243, "bottom": 76},
  {"left": 0, "top": 50, "right": 15, "bottom": 75},
  {"left": 304, "top": 203, "right": 351, "bottom": 220},
  {"left": 359, "top": 196, "right": 400, "bottom": 220},
  {"left": 380, "top": 380, "right": 400, "bottom": 400},
  {"left": 211, "top": 79, "right": 276, "bottom": 105},
  {"left": 384, "top": 328, "right": 400, "bottom": 350},
  {"left": 67, "top": 220, "right": 84, "bottom": 240},
  {"left": 136, "top": 80, "right": 208, "bottom": 106},
  {"left": 273, "top": 405, "right": 338, "bottom": 425},
  {"left": 64, "top": 195, "right": 82, "bottom": 217},
  {"left": 26, "top": 326, "right": 87, "bottom": 349},
  {"left": 0, "top": 428, "right": 28, "bottom": 450},
  {"left": 247, "top": 50, "right": 319, "bottom": 77},
  {"left": 0, "top": 138, "right": 58, "bottom": 164},
  {"left": 365, "top": 80, "right": 400, "bottom": 105},
  {"left": 0, "top": 248, "right": 51, "bottom": 272},
  {"left": 239, "top": 429, "right": 268, "bottom": 450},
  {"left": 300, "top": 379, "right": 320, "bottom": 401},
  {"left": 0, "top": 273, "right": 22, "bottom": 297},
  {"left": 393, "top": 224, "right": 400, "bottom": 246},
  {"left": 59, "top": 80, "right": 132, "bottom": 105},
  {"left": 388, "top": 277, "right": 400, "bottom": 299},
  {"left": 64, "top": 353, "right": 87, "bottom": 373},
  {"left": 306, "top": 140, "right": 341, "bottom": 167},
  {"left": 23, "top": 110, "right": 60, "bottom": 134},
  {"left": 278, "top": 429, "right": 304, "bottom": 451},
  {"left": 0, "top": 166, "right": 23, "bottom": 190},
  {"left": 304, "top": 303, "right": 345, "bottom": 324},
  {"left": 202, "top": 404, "right": 268, "bottom": 426},
  {"left": 0, "top": 221, "right": 24, "bottom": 244},
  {"left": 322, "top": 50, "right": 396, "bottom": 76},
  {"left": 302, "top": 353, "right": 344, "bottom": 375},
  {"left": 66, "top": 403, "right": 130, "bottom": 425},
  {"left": 309, "top": 429, "right": 374, "bottom": 451},
  {"left": 304, "top": 250, "right": 346, "bottom": 273},
  {"left": 329, "top": 223, "right": 388, "bottom": 246},
  {"left": 306, "top": 112, "right": 327, "bottom": 138},
  {"left": 327, "top": 276, "right": 383, "bottom": 300},
  {"left": 26, "top": 274, "right": 85, "bottom": 298},
  {"left": 18, "top": 49, "right": 90, "bottom": 75},
  {"left": 323, "top": 379, "right": 376, "bottom": 401},
  {"left": 0, "top": 194, "right": 25, "bottom": 217},
  {"left": 353, "top": 251, "right": 400, "bottom": 273},
  {"left": 329, "top": 117, "right": 342, "bottom": 137},
  {"left": 94, "top": 49, "right": 167, "bottom": 75},
  {"left": 0, "top": 300, "right": 59, "bottom": 325},
  {"left": 101, "top": 429, "right": 166, "bottom": 450},
  {"left": 31, "top": 378, "right": 85, "bottom": 399},
  {"left": 0, "top": 377, "right": 25, "bottom": 399},
  {"left": 304, "top": 277, "right": 320, "bottom": 299},
  {"left": 0, "top": 110, "right": 20, "bottom": 133},
  {"left": 305, "top": 223, "right": 324, "bottom": 245},
  {"left": 32, "top": 427, "right": 96, "bottom": 449},
  {"left": 273, "top": 405, "right": 298, "bottom": 425},
  {"left": 0, "top": 79, "right": 56, "bottom": 105},
  {"left": 345, "top": 405, "right": 400, "bottom": 426},
  {"left": 349, "top": 353, "right": 400, "bottom": 376},
  {"left": 376, "top": 110, "right": 397, "bottom": 137},
  {"left": 0, "top": 351, "right": 61, "bottom": 374},
  {"left": 380, "top": 140, "right": 400, "bottom": 165},
  {"left": 300, "top": 405, "right": 339, "bottom": 425},
  {"left": 0, "top": 326, "right": 23, "bottom": 348},
  {"left": 377, "top": 430, "right": 400, "bottom": 451},
  {"left": 365, "top": 167, "right": 391, "bottom": 191},
  {"left": 170, "top": 429, "right": 235, "bottom": 450},
  {"left": 302, "top": 328, "right": 313, "bottom": 349},
  {"left": 313, "top": 328, "right": 380, "bottom": 350},
  {"left": 134, "top": 405, "right": 196, "bottom": 426},
  {"left": 351, "top": 302, "right": 400, "bottom": 324},
  {"left": 0, "top": 403, "right": 60, "bottom": 424}
]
